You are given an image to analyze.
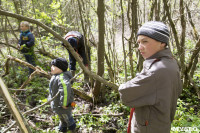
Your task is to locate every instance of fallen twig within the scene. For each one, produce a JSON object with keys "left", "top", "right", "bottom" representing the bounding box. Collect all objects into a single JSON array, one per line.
[
  {"left": 19, "top": 70, "right": 39, "bottom": 89},
  {"left": 8, "top": 88, "right": 27, "bottom": 91}
]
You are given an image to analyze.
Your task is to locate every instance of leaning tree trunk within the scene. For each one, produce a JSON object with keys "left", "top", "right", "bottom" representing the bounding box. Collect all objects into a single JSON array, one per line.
[{"left": 93, "top": 0, "right": 105, "bottom": 98}]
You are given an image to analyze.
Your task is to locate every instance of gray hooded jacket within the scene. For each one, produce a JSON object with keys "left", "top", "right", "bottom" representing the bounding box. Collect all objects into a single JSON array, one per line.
[
  {"left": 119, "top": 48, "right": 182, "bottom": 133},
  {"left": 49, "top": 71, "right": 74, "bottom": 114}
]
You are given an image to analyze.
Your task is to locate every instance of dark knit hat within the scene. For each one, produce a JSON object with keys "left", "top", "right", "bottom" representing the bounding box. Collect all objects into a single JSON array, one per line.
[
  {"left": 137, "top": 21, "right": 169, "bottom": 45},
  {"left": 51, "top": 58, "right": 68, "bottom": 72},
  {"left": 68, "top": 37, "right": 78, "bottom": 48}
]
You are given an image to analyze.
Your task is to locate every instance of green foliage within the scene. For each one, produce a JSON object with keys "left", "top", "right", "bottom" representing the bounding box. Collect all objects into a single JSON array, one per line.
[
  {"left": 72, "top": 82, "right": 83, "bottom": 90},
  {"left": 171, "top": 99, "right": 200, "bottom": 133},
  {"left": 3, "top": 65, "right": 28, "bottom": 88},
  {"left": 25, "top": 78, "right": 49, "bottom": 106},
  {"left": 50, "top": 1, "right": 61, "bottom": 10}
]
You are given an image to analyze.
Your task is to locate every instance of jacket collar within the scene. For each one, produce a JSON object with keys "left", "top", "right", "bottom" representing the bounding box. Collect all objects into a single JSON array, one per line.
[
  {"left": 143, "top": 48, "right": 173, "bottom": 69},
  {"left": 21, "top": 30, "right": 30, "bottom": 35},
  {"left": 147, "top": 48, "right": 172, "bottom": 60}
]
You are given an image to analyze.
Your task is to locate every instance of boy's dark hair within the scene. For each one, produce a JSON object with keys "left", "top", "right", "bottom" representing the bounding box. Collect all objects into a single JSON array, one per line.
[{"left": 51, "top": 58, "right": 68, "bottom": 72}]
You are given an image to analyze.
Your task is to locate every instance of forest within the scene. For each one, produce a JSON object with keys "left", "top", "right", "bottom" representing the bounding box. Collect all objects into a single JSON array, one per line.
[{"left": 0, "top": 0, "right": 200, "bottom": 132}]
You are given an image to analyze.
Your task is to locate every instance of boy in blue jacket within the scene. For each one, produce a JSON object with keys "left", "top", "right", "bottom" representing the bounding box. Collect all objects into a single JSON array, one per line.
[
  {"left": 49, "top": 58, "right": 76, "bottom": 133},
  {"left": 18, "top": 21, "right": 36, "bottom": 75}
]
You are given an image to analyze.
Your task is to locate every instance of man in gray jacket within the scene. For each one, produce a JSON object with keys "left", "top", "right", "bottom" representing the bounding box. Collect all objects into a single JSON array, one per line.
[{"left": 118, "top": 21, "right": 182, "bottom": 133}]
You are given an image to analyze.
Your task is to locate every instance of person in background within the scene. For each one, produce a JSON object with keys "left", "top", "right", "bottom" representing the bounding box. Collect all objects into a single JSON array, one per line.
[
  {"left": 63, "top": 31, "right": 90, "bottom": 83},
  {"left": 49, "top": 58, "right": 76, "bottom": 133},
  {"left": 118, "top": 21, "right": 182, "bottom": 133},
  {"left": 18, "top": 21, "right": 36, "bottom": 76}
]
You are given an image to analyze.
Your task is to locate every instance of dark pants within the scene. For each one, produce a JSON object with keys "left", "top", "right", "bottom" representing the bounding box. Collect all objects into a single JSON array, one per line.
[
  {"left": 24, "top": 54, "right": 36, "bottom": 75},
  {"left": 69, "top": 52, "right": 76, "bottom": 70},
  {"left": 68, "top": 49, "right": 90, "bottom": 70}
]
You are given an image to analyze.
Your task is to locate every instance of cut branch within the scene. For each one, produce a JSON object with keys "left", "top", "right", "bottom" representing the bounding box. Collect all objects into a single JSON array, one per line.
[{"left": 6, "top": 55, "right": 51, "bottom": 79}]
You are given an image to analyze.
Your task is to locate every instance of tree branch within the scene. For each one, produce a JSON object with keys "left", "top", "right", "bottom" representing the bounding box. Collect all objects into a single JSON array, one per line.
[
  {"left": 37, "top": 48, "right": 58, "bottom": 59},
  {"left": 5, "top": 55, "right": 51, "bottom": 79}
]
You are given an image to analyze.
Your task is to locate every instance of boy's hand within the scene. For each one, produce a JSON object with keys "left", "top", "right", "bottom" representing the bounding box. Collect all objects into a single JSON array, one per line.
[
  {"left": 20, "top": 44, "right": 27, "bottom": 50},
  {"left": 62, "top": 106, "right": 68, "bottom": 109}
]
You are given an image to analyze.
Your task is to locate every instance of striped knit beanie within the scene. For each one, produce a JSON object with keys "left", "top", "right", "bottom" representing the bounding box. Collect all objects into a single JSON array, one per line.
[{"left": 137, "top": 21, "right": 169, "bottom": 45}]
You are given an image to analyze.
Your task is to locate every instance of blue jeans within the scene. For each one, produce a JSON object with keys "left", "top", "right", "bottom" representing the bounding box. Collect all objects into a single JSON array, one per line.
[{"left": 58, "top": 113, "right": 75, "bottom": 129}]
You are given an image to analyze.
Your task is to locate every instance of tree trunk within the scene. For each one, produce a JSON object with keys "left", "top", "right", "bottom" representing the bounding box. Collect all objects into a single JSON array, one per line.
[
  {"left": 132, "top": 0, "right": 143, "bottom": 72},
  {"left": 129, "top": 0, "right": 139, "bottom": 77},
  {"left": 148, "top": 0, "right": 156, "bottom": 21},
  {"left": 77, "top": 0, "right": 89, "bottom": 62},
  {"left": 179, "top": 0, "right": 187, "bottom": 87},
  {"left": 180, "top": 0, "right": 186, "bottom": 69},
  {"left": 163, "top": 0, "right": 181, "bottom": 56},
  {"left": 93, "top": 0, "right": 105, "bottom": 98},
  {"left": 155, "top": 0, "right": 160, "bottom": 21},
  {"left": 120, "top": 0, "right": 127, "bottom": 82},
  {"left": 31, "top": 0, "right": 45, "bottom": 51},
  {"left": 143, "top": 0, "right": 146, "bottom": 22}
]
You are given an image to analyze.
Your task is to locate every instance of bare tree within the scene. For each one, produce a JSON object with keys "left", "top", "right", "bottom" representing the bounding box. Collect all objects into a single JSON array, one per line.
[
  {"left": 93, "top": 0, "right": 105, "bottom": 98},
  {"left": 120, "top": 0, "right": 127, "bottom": 82}
]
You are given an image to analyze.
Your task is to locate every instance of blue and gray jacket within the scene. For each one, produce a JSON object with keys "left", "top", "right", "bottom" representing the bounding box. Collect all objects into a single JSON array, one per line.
[
  {"left": 48, "top": 71, "right": 74, "bottom": 114},
  {"left": 19, "top": 30, "right": 35, "bottom": 54}
]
